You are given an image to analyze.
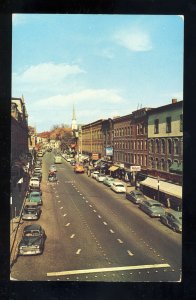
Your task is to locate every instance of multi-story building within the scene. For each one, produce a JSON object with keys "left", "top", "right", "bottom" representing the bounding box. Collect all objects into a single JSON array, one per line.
[
  {"left": 11, "top": 96, "right": 29, "bottom": 184},
  {"left": 147, "top": 99, "right": 183, "bottom": 184},
  {"left": 81, "top": 119, "right": 104, "bottom": 159},
  {"left": 112, "top": 114, "right": 132, "bottom": 168},
  {"left": 11, "top": 97, "right": 29, "bottom": 163}
]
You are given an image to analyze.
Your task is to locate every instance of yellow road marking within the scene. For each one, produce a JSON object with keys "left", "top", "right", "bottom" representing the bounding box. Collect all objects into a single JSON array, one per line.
[{"left": 47, "top": 263, "right": 170, "bottom": 277}]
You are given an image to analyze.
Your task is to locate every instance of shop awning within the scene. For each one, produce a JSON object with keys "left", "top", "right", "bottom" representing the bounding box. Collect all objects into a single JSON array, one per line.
[
  {"left": 140, "top": 177, "right": 182, "bottom": 199},
  {"left": 169, "top": 162, "right": 183, "bottom": 174},
  {"left": 109, "top": 166, "right": 119, "bottom": 172}
]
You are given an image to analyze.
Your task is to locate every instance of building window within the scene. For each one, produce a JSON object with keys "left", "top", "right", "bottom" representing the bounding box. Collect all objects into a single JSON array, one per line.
[
  {"left": 140, "top": 140, "right": 143, "bottom": 150},
  {"left": 127, "top": 127, "right": 130, "bottom": 135},
  {"left": 167, "top": 139, "right": 172, "bottom": 155},
  {"left": 161, "top": 159, "right": 165, "bottom": 171},
  {"left": 137, "top": 140, "right": 140, "bottom": 150},
  {"left": 166, "top": 117, "right": 172, "bottom": 133},
  {"left": 180, "top": 114, "right": 183, "bottom": 132},
  {"left": 155, "top": 139, "right": 159, "bottom": 153},
  {"left": 137, "top": 125, "right": 139, "bottom": 135},
  {"left": 174, "top": 139, "right": 179, "bottom": 155},
  {"left": 167, "top": 159, "right": 172, "bottom": 172},
  {"left": 154, "top": 119, "right": 159, "bottom": 134},
  {"left": 161, "top": 139, "right": 166, "bottom": 154}
]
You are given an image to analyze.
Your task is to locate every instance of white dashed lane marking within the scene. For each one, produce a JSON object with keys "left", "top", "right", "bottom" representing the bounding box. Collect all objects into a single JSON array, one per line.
[
  {"left": 109, "top": 229, "right": 115, "bottom": 233},
  {"left": 93, "top": 210, "right": 97, "bottom": 212},
  {"left": 117, "top": 239, "right": 123, "bottom": 244},
  {"left": 63, "top": 214, "right": 67, "bottom": 217},
  {"left": 76, "top": 249, "right": 81, "bottom": 255},
  {"left": 60, "top": 207, "right": 63, "bottom": 210},
  {"left": 70, "top": 234, "right": 75, "bottom": 239},
  {"left": 98, "top": 215, "right": 102, "bottom": 219},
  {"left": 103, "top": 222, "right": 108, "bottom": 226},
  {"left": 127, "top": 250, "right": 134, "bottom": 256},
  {"left": 65, "top": 223, "right": 70, "bottom": 227}
]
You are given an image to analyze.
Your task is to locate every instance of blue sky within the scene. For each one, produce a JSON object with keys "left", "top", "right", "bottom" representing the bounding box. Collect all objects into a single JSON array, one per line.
[{"left": 12, "top": 14, "right": 184, "bottom": 132}]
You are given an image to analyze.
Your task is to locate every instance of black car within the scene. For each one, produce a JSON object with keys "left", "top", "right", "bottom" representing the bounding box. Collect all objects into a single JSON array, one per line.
[
  {"left": 18, "top": 224, "right": 46, "bottom": 255},
  {"left": 126, "top": 190, "right": 146, "bottom": 204},
  {"left": 48, "top": 173, "right": 58, "bottom": 182}
]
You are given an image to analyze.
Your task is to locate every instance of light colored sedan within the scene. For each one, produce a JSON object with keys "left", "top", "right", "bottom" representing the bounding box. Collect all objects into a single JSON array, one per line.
[
  {"left": 96, "top": 174, "right": 106, "bottom": 182},
  {"left": 91, "top": 171, "right": 100, "bottom": 179},
  {"left": 110, "top": 182, "right": 126, "bottom": 193},
  {"left": 103, "top": 176, "right": 115, "bottom": 187}
]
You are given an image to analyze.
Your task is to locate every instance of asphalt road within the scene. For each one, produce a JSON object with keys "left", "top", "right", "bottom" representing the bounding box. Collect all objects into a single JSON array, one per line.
[{"left": 11, "top": 152, "right": 182, "bottom": 282}]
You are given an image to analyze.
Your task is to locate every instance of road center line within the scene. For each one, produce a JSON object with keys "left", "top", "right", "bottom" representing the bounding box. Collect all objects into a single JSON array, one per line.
[
  {"left": 127, "top": 250, "right": 134, "bottom": 256},
  {"left": 47, "top": 263, "right": 171, "bottom": 277},
  {"left": 117, "top": 239, "right": 123, "bottom": 244}
]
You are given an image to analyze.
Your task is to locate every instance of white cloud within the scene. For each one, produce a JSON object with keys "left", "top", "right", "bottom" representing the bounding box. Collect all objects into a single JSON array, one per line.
[
  {"left": 31, "top": 89, "right": 125, "bottom": 109},
  {"left": 114, "top": 28, "right": 153, "bottom": 52},
  {"left": 14, "top": 62, "right": 85, "bottom": 84}
]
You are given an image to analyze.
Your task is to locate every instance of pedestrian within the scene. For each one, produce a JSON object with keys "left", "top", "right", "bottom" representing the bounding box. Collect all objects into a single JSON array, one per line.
[
  {"left": 166, "top": 198, "right": 171, "bottom": 209},
  {"left": 17, "top": 177, "right": 23, "bottom": 192}
]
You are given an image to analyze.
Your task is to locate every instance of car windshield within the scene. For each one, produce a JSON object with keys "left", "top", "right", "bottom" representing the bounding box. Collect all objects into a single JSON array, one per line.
[
  {"left": 116, "top": 184, "right": 124, "bottom": 187},
  {"left": 24, "top": 230, "right": 40, "bottom": 236},
  {"left": 152, "top": 203, "right": 162, "bottom": 207},
  {"left": 24, "top": 208, "right": 36, "bottom": 214},
  {"left": 30, "top": 194, "right": 40, "bottom": 198}
]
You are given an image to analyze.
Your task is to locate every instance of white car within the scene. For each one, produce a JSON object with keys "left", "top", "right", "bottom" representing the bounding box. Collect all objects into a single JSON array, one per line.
[
  {"left": 29, "top": 177, "right": 40, "bottom": 188},
  {"left": 96, "top": 174, "right": 106, "bottom": 182},
  {"left": 91, "top": 171, "right": 100, "bottom": 179},
  {"left": 110, "top": 182, "right": 126, "bottom": 193},
  {"left": 66, "top": 157, "right": 72, "bottom": 162},
  {"left": 34, "top": 167, "right": 42, "bottom": 173}
]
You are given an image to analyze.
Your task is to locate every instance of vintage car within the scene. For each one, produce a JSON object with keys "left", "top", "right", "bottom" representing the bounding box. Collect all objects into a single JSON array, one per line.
[
  {"left": 160, "top": 210, "right": 182, "bottom": 233},
  {"left": 18, "top": 224, "right": 46, "bottom": 255},
  {"left": 139, "top": 199, "right": 165, "bottom": 217},
  {"left": 126, "top": 190, "right": 146, "bottom": 204},
  {"left": 74, "top": 163, "right": 85, "bottom": 173},
  {"left": 48, "top": 173, "right": 58, "bottom": 182},
  {"left": 22, "top": 202, "right": 41, "bottom": 221},
  {"left": 27, "top": 191, "right": 42, "bottom": 205},
  {"left": 110, "top": 181, "right": 126, "bottom": 193}
]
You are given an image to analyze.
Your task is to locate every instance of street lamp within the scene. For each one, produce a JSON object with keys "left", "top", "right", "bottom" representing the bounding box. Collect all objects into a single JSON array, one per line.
[{"left": 157, "top": 176, "right": 160, "bottom": 202}]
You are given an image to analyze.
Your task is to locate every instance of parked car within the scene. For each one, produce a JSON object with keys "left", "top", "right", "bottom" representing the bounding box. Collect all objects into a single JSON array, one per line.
[
  {"left": 28, "top": 186, "right": 42, "bottom": 195},
  {"left": 66, "top": 157, "right": 72, "bottom": 162},
  {"left": 32, "top": 172, "right": 42, "bottom": 181},
  {"left": 27, "top": 191, "right": 42, "bottom": 205},
  {"left": 91, "top": 171, "right": 100, "bottom": 179},
  {"left": 34, "top": 167, "right": 42, "bottom": 173},
  {"left": 103, "top": 176, "right": 115, "bottom": 187},
  {"left": 18, "top": 224, "right": 46, "bottom": 255},
  {"left": 126, "top": 190, "right": 146, "bottom": 204},
  {"left": 110, "top": 182, "right": 126, "bottom": 193},
  {"left": 37, "top": 151, "right": 43, "bottom": 157},
  {"left": 22, "top": 202, "right": 41, "bottom": 220},
  {"left": 74, "top": 163, "right": 85, "bottom": 173},
  {"left": 96, "top": 174, "right": 106, "bottom": 182},
  {"left": 48, "top": 173, "right": 58, "bottom": 182},
  {"left": 139, "top": 199, "right": 165, "bottom": 217},
  {"left": 160, "top": 210, "right": 182, "bottom": 233},
  {"left": 29, "top": 177, "right": 40, "bottom": 188}
]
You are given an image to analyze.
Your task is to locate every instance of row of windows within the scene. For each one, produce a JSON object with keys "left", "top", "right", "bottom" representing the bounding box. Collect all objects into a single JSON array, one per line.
[
  {"left": 154, "top": 115, "right": 183, "bottom": 134},
  {"left": 148, "top": 157, "right": 181, "bottom": 172},
  {"left": 114, "top": 123, "right": 147, "bottom": 137},
  {"left": 149, "top": 138, "right": 183, "bottom": 155},
  {"left": 114, "top": 140, "right": 147, "bottom": 150},
  {"left": 114, "top": 152, "right": 148, "bottom": 167}
]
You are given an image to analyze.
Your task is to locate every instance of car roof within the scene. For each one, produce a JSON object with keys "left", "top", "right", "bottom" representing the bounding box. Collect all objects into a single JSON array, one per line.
[
  {"left": 25, "top": 201, "right": 39, "bottom": 206},
  {"left": 166, "top": 209, "right": 182, "bottom": 217}
]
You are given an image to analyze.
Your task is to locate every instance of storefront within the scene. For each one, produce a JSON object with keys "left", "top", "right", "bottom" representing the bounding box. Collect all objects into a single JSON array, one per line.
[{"left": 139, "top": 177, "right": 182, "bottom": 211}]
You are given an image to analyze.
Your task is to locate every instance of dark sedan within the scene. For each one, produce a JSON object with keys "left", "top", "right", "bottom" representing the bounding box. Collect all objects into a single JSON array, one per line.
[
  {"left": 18, "top": 224, "right": 46, "bottom": 255},
  {"left": 139, "top": 199, "right": 165, "bottom": 217},
  {"left": 48, "top": 173, "right": 58, "bottom": 182},
  {"left": 126, "top": 190, "right": 146, "bottom": 204},
  {"left": 160, "top": 210, "right": 182, "bottom": 233}
]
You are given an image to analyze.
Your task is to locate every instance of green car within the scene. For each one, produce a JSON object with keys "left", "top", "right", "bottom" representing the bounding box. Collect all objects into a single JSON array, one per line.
[{"left": 27, "top": 191, "right": 42, "bottom": 206}]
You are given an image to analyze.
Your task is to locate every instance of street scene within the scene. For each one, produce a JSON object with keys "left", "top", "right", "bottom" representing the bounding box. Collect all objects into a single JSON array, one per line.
[{"left": 11, "top": 14, "right": 183, "bottom": 282}]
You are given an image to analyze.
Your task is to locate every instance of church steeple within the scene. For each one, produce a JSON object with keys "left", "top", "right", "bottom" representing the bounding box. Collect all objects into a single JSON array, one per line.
[{"left": 71, "top": 103, "right": 77, "bottom": 131}]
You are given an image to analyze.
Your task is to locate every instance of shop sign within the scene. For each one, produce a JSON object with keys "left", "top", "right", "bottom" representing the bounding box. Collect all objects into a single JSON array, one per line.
[
  {"left": 130, "top": 166, "right": 141, "bottom": 172},
  {"left": 92, "top": 153, "right": 99, "bottom": 160},
  {"left": 105, "top": 147, "right": 113, "bottom": 156}
]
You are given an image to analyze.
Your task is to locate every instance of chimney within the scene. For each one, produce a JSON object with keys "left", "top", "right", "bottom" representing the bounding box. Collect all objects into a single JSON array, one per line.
[{"left": 172, "top": 98, "right": 177, "bottom": 104}]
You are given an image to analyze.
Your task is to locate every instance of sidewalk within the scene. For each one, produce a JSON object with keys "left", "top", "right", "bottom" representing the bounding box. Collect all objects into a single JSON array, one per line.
[{"left": 10, "top": 175, "right": 29, "bottom": 268}]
